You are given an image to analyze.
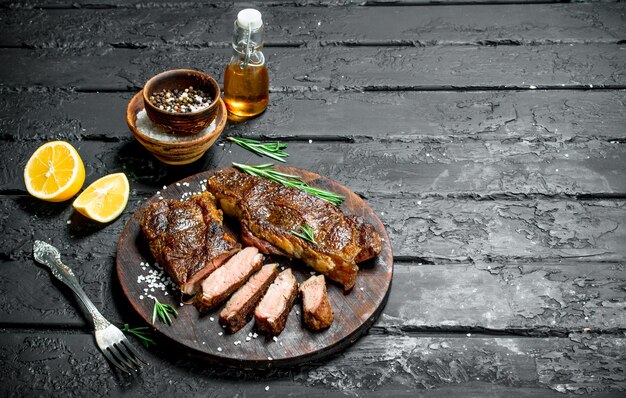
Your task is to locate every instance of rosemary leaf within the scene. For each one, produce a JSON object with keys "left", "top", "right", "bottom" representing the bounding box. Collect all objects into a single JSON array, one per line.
[
  {"left": 123, "top": 324, "right": 156, "bottom": 348},
  {"left": 291, "top": 225, "right": 317, "bottom": 244},
  {"left": 227, "top": 137, "right": 289, "bottom": 162},
  {"left": 152, "top": 298, "right": 178, "bottom": 326},
  {"left": 232, "top": 162, "right": 345, "bottom": 206}
]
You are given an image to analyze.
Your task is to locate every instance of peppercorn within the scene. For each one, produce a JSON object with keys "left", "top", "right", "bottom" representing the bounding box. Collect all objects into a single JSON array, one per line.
[{"left": 149, "top": 86, "right": 212, "bottom": 113}]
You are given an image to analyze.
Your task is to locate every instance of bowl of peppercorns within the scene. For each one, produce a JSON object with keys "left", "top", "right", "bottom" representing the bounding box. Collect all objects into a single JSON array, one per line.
[{"left": 142, "top": 69, "right": 221, "bottom": 134}]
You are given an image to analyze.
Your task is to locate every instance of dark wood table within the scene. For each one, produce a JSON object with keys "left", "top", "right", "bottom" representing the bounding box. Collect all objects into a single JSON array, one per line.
[{"left": 1, "top": 1, "right": 625, "bottom": 396}]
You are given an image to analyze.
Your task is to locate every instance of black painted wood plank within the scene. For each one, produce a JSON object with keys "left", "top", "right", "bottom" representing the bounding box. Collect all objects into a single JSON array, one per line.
[
  {"left": 3, "top": 91, "right": 625, "bottom": 142},
  {"left": 0, "top": 331, "right": 623, "bottom": 396},
  {"left": 2, "top": 191, "right": 624, "bottom": 263},
  {"left": 1, "top": 4, "right": 624, "bottom": 48},
  {"left": 1, "top": 44, "right": 624, "bottom": 91},
  {"left": 2, "top": 136, "right": 626, "bottom": 197},
  {"left": 0, "top": 1, "right": 582, "bottom": 12},
  {"left": 3, "top": 251, "right": 624, "bottom": 335}
]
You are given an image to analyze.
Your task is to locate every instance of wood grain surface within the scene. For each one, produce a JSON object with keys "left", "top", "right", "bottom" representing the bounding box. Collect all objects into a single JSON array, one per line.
[{"left": 116, "top": 167, "right": 393, "bottom": 368}]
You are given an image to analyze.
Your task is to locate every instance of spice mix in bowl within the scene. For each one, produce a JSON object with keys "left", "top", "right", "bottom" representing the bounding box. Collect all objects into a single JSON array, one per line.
[{"left": 143, "top": 69, "right": 221, "bottom": 135}]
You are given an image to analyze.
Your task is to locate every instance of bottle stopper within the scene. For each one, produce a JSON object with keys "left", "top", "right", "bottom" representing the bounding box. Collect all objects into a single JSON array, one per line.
[{"left": 236, "top": 8, "right": 263, "bottom": 31}]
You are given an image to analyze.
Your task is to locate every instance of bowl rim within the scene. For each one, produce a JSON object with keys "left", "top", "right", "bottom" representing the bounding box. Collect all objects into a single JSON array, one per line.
[
  {"left": 142, "top": 68, "right": 221, "bottom": 117},
  {"left": 128, "top": 90, "right": 227, "bottom": 148}
]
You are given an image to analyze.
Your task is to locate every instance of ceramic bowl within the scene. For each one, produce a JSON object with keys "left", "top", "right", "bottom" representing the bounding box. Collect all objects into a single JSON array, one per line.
[{"left": 142, "top": 69, "right": 221, "bottom": 134}]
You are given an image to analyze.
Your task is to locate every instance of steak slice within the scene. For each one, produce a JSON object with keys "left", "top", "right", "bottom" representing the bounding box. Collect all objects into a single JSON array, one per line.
[
  {"left": 219, "top": 263, "right": 279, "bottom": 333},
  {"left": 254, "top": 268, "right": 298, "bottom": 335},
  {"left": 195, "top": 247, "right": 263, "bottom": 312},
  {"left": 206, "top": 168, "right": 382, "bottom": 291},
  {"left": 140, "top": 192, "right": 240, "bottom": 295},
  {"left": 299, "top": 275, "right": 334, "bottom": 330}
]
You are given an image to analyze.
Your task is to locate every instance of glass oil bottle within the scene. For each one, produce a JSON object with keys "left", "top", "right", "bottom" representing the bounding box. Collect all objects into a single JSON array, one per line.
[{"left": 223, "top": 9, "right": 269, "bottom": 119}]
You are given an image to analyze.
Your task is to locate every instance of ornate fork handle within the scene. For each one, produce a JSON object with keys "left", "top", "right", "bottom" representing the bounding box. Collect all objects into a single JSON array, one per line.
[{"left": 33, "top": 240, "right": 110, "bottom": 330}]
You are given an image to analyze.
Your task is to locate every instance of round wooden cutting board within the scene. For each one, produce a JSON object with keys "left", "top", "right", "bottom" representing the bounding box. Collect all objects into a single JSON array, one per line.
[{"left": 116, "top": 166, "right": 393, "bottom": 369}]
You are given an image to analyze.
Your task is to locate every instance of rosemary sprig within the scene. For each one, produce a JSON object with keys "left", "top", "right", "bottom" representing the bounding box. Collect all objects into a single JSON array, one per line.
[
  {"left": 232, "top": 163, "right": 345, "bottom": 206},
  {"left": 152, "top": 298, "right": 178, "bottom": 326},
  {"left": 123, "top": 324, "right": 156, "bottom": 348},
  {"left": 227, "top": 136, "right": 289, "bottom": 163},
  {"left": 291, "top": 225, "right": 317, "bottom": 244}
]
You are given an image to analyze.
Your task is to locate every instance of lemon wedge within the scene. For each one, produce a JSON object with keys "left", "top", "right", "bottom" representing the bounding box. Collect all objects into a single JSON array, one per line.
[
  {"left": 73, "top": 173, "right": 130, "bottom": 223},
  {"left": 24, "top": 141, "right": 86, "bottom": 202}
]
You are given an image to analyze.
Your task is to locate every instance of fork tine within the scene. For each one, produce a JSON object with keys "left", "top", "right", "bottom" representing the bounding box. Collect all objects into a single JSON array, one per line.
[
  {"left": 101, "top": 346, "right": 132, "bottom": 374},
  {"left": 116, "top": 341, "right": 144, "bottom": 368},
  {"left": 108, "top": 345, "right": 138, "bottom": 373},
  {"left": 121, "top": 339, "right": 148, "bottom": 365}
]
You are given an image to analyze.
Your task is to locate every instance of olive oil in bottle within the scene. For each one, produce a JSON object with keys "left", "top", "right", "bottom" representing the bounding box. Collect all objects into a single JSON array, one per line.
[{"left": 224, "top": 9, "right": 269, "bottom": 119}]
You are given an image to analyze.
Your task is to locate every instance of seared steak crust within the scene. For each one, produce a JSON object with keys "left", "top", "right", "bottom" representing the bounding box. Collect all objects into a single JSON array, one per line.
[
  {"left": 299, "top": 275, "right": 334, "bottom": 330},
  {"left": 206, "top": 168, "right": 382, "bottom": 291},
  {"left": 140, "top": 192, "right": 240, "bottom": 294},
  {"left": 219, "top": 263, "right": 279, "bottom": 333},
  {"left": 254, "top": 268, "right": 298, "bottom": 335}
]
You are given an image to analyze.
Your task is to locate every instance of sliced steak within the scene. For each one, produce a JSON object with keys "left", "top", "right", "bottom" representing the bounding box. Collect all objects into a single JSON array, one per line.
[
  {"left": 299, "top": 275, "right": 334, "bottom": 330},
  {"left": 219, "top": 263, "right": 279, "bottom": 333},
  {"left": 206, "top": 168, "right": 382, "bottom": 291},
  {"left": 254, "top": 268, "right": 298, "bottom": 335},
  {"left": 140, "top": 192, "right": 240, "bottom": 295},
  {"left": 195, "top": 247, "right": 264, "bottom": 312}
]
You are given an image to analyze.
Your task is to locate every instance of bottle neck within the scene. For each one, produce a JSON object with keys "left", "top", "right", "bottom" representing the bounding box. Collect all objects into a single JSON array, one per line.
[{"left": 232, "top": 21, "right": 264, "bottom": 68}]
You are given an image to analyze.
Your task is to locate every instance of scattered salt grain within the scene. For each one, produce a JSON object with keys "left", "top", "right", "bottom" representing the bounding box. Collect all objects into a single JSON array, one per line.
[
  {"left": 140, "top": 295, "right": 144, "bottom": 300},
  {"left": 296, "top": 311, "right": 300, "bottom": 315},
  {"left": 218, "top": 332, "right": 223, "bottom": 336},
  {"left": 67, "top": 220, "right": 71, "bottom": 224},
  {"left": 308, "top": 139, "right": 312, "bottom": 144},
  {"left": 217, "top": 347, "right": 222, "bottom": 352},
  {"left": 246, "top": 337, "right": 251, "bottom": 341},
  {"left": 210, "top": 317, "right": 215, "bottom": 322},
  {"left": 265, "top": 386, "right": 269, "bottom": 391},
  {"left": 268, "top": 356, "right": 273, "bottom": 361},
  {"left": 136, "top": 109, "right": 217, "bottom": 142},
  {"left": 272, "top": 336, "right": 278, "bottom": 342},
  {"left": 234, "top": 341, "right": 241, "bottom": 346}
]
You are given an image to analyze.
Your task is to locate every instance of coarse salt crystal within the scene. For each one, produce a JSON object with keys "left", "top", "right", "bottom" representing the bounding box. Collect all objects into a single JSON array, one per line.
[
  {"left": 218, "top": 332, "right": 223, "bottom": 336},
  {"left": 210, "top": 317, "right": 214, "bottom": 322},
  {"left": 265, "top": 386, "right": 269, "bottom": 391},
  {"left": 136, "top": 109, "right": 217, "bottom": 142},
  {"left": 217, "top": 347, "right": 222, "bottom": 352},
  {"left": 272, "top": 336, "right": 278, "bottom": 342}
]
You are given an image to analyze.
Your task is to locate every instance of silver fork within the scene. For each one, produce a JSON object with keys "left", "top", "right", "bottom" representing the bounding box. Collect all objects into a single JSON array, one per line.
[{"left": 33, "top": 240, "right": 148, "bottom": 374}]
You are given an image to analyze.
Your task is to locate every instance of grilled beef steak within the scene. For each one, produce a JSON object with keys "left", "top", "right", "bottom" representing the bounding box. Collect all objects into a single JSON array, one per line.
[
  {"left": 219, "top": 263, "right": 279, "bottom": 333},
  {"left": 206, "top": 168, "right": 382, "bottom": 291},
  {"left": 299, "top": 275, "right": 334, "bottom": 330},
  {"left": 140, "top": 192, "right": 240, "bottom": 295},
  {"left": 254, "top": 268, "right": 298, "bottom": 335},
  {"left": 195, "top": 246, "right": 263, "bottom": 312}
]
